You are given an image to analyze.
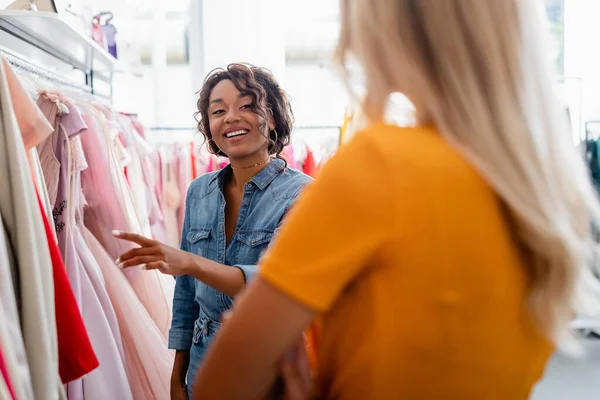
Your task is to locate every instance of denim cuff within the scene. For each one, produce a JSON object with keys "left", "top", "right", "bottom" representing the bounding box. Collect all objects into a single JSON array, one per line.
[
  {"left": 168, "top": 328, "right": 194, "bottom": 350},
  {"left": 234, "top": 264, "right": 258, "bottom": 283}
]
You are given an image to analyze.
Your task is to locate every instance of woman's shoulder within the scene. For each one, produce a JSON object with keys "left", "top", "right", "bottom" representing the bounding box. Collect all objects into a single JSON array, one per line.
[
  {"left": 270, "top": 166, "right": 313, "bottom": 200},
  {"left": 346, "top": 122, "right": 466, "bottom": 172},
  {"left": 351, "top": 122, "right": 442, "bottom": 149}
]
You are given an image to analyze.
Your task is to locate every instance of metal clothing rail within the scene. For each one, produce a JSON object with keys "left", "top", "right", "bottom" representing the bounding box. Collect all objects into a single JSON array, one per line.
[
  {"left": 148, "top": 127, "right": 196, "bottom": 131},
  {"left": 0, "top": 46, "right": 92, "bottom": 94},
  {"left": 0, "top": 47, "right": 112, "bottom": 105}
]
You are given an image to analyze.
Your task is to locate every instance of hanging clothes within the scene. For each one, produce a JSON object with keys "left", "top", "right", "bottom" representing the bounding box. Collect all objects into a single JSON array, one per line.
[
  {"left": 36, "top": 96, "right": 133, "bottom": 400},
  {"left": 0, "top": 210, "right": 33, "bottom": 400},
  {"left": 102, "top": 22, "right": 118, "bottom": 58},
  {"left": 82, "top": 226, "right": 174, "bottom": 400},
  {"left": 0, "top": 349, "right": 16, "bottom": 400},
  {"left": 80, "top": 105, "right": 174, "bottom": 341},
  {"left": 0, "top": 360, "right": 16, "bottom": 400},
  {"left": 163, "top": 147, "right": 182, "bottom": 248},
  {"left": 91, "top": 18, "right": 107, "bottom": 50},
  {"left": 3, "top": 67, "right": 99, "bottom": 385},
  {"left": 176, "top": 145, "right": 192, "bottom": 233},
  {"left": 0, "top": 56, "right": 63, "bottom": 400},
  {"left": 303, "top": 146, "right": 317, "bottom": 177},
  {"left": 35, "top": 188, "right": 99, "bottom": 383}
]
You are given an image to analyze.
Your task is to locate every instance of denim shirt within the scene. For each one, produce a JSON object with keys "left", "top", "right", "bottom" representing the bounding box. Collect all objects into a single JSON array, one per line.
[{"left": 168, "top": 158, "right": 311, "bottom": 388}]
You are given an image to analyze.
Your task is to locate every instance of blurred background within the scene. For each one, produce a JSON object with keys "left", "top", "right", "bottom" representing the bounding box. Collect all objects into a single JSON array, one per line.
[{"left": 0, "top": 0, "right": 587, "bottom": 156}]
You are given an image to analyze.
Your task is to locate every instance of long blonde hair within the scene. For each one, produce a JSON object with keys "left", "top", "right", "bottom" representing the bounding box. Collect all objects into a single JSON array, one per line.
[{"left": 336, "top": 0, "right": 600, "bottom": 344}]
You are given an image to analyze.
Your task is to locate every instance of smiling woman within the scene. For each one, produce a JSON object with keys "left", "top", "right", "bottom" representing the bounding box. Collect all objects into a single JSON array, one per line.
[
  {"left": 113, "top": 62, "right": 312, "bottom": 399},
  {"left": 195, "top": 63, "right": 293, "bottom": 166}
]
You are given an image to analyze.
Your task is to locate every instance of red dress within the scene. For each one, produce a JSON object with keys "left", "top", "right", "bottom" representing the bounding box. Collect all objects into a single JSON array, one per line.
[
  {"left": 35, "top": 188, "right": 99, "bottom": 383},
  {"left": 303, "top": 147, "right": 317, "bottom": 177}
]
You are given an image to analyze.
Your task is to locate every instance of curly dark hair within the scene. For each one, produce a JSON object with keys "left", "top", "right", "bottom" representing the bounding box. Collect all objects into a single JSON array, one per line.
[{"left": 194, "top": 63, "right": 294, "bottom": 159}]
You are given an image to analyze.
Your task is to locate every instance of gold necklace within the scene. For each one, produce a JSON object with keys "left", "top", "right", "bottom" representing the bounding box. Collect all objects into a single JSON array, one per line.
[{"left": 230, "top": 157, "right": 272, "bottom": 170}]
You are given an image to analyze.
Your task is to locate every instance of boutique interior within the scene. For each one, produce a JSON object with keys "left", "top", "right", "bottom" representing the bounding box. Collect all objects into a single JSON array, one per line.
[{"left": 0, "top": 0, "right": 599, "bottom": 399}]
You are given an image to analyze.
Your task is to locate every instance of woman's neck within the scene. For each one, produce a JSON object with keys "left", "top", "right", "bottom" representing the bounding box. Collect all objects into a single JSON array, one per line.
[{"left": 228, "top": 155, "right": 272, "bottom": 190}]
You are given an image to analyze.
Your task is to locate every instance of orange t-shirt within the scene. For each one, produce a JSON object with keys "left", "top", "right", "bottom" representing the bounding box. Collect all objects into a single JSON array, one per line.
[{"left": 260, "top": 123, "right": 554, "bottom": 399}]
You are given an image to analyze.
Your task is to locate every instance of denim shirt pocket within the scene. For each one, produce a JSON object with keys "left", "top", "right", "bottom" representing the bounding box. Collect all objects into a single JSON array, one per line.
[
  {"left": 186, "top": 228, "right": 214, "bottom": 259},
  {"left": 236, "top": 229, "right": 274, "bottom": 264}
]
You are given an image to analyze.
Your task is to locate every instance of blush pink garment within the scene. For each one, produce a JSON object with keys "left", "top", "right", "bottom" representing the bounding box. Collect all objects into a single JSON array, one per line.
[
  {"left": 162, "top": 147, "right": 183, "bottom": 248},
  {"left": 37, "top": 99, "right": 132, "bottom": 400},
  {"left": 176, "top": 146, "right": 192, "bottom": 235},
  {"left": 35, "top": 93, "right": 62, "bottom": 207},
  {"left": 126, "top": 114, "right": 146, "bottom": 139},
  {"left": 148, "top": 152, "right": 167, "bottom": 243},
  {"left": 79, "top": 107, "right": 174, "bottom": 340},
  {"left": 82, "top": 226, "right": 174, "bottom": 400}
]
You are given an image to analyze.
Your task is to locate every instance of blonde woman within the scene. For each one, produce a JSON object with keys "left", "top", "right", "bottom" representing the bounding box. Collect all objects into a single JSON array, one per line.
[{"left": 192, "top": 0, "right": 600, "bottom": 399}]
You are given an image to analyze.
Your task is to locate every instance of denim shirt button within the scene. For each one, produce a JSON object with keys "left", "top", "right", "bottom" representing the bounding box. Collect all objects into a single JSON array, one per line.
[
  {"left": 243, "top": 200, "right": 249, "bottom": 206},
  {"left": 246, "top": 183, "right": 253, "bottom": 189}
]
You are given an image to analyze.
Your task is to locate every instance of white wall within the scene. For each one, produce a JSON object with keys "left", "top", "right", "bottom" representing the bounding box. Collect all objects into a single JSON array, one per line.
[
  {"left": 113, "top": 65, "right": 196, "bottom": 129},
  {"left": 284, "top": 63, "right": 347, "bottom": 128},
  {"left": 194, "top": 0, "right": 286, "bottom": 81},
  {"left": 113, "top": 62, "right": 347, "bottom": 131},
  {"left": 565, "top": 0, "right": 600, "bottom": 123}
]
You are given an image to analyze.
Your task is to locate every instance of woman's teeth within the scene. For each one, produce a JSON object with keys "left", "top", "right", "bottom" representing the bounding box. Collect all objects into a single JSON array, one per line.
[{"left": 225, "top": 130, "right": 247, "bottom": 138}]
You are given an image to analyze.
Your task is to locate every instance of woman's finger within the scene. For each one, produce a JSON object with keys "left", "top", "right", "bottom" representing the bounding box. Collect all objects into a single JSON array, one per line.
[
  {"left": 295, "top": 342, "right": 312, "bottom": 393},
  {"left": 119, "top": 256, "right": 160, "bottom": 269},
  {"left": 280, "top": 355, "right": 308, "bottom": 400},
  {"left": 112, "top": 230, "right": 155, "bottom": 247},
  {"left": 116, "top": 246, "right": 157, "bottom": 264},
  {"left": 221, "top": 310, "right": 232, "bottom": 324},
  {"left": 144, "top": 261, "right": 167, "bottom": 271}
]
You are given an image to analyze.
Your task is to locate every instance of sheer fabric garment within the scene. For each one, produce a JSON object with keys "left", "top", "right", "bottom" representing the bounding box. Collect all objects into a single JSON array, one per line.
[
  {"left": 83, "top": 226, "right": 174, "bottom": 399},
  {"left": 80, "top": 105, "right": 174, "bottom": 340},
  {"left": 37, "top": 97, "right": 132, "bottom": 400}
]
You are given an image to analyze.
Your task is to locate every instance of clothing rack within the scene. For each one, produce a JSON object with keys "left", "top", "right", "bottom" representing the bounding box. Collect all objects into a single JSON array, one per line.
[
  {"left": 0, "top": 45, "right": 113, "bottom": 103},
  {"left": 0, "top": 46, "right": 91, "bottom": 93}
]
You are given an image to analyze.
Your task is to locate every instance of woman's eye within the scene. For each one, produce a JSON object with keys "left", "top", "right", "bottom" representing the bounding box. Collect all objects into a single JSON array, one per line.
[
  {"left": 241, "top": 104, "right": 252, "bottom": 109},
  {"left": 212, "top": 109, "right": 224, "bottom": 115}
]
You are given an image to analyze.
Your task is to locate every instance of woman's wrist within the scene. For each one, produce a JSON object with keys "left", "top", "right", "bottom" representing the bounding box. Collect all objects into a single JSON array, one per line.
[{"left": 182, "top": 252, "right": 199, "bottom": 276}]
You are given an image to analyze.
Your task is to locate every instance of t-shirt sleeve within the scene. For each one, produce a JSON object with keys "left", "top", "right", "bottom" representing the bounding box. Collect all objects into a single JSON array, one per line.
[{"left": 259, "top": 130, "right": 393, "bottom": 312}]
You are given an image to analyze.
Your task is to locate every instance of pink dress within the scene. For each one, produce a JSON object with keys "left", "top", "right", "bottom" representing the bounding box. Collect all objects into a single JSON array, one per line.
[
  {"left": 176, "top": 145, "right": 192, "bottom": 234},
  {"left": 163, "top": 147, "right": 182, "bottom": 248},
  {"left": 79, "top": 105, "right": 174, "bottom": 340},
  {"left": 147, "top": 152, "right": 168, "bottom": 243},
  {"left": 37, "top": 96, "right": 133, "bottom": 400},
  {"left": 82, "top": 226, "right": 174, "bottom": 400}
]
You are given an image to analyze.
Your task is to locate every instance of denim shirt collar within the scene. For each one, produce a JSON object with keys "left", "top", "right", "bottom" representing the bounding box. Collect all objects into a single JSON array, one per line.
[{"left": 210, "top": 158, "right": 286, "bottom": 191}]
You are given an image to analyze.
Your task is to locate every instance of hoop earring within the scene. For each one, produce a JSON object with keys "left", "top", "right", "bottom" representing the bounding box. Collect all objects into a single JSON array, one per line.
[{"left": 270, "top": 129, "right": 278, "bottom": 147}]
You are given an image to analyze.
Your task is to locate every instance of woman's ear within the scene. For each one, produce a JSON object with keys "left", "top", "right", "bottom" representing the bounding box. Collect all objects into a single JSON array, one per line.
[{"left": 268, "top": 115, "right": 276, "bottom": 132}]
